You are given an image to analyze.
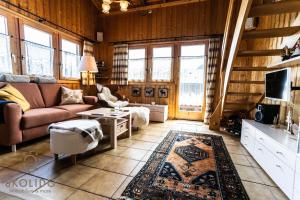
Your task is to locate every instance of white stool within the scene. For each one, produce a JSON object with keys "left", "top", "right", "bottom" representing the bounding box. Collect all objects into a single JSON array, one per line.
[{"left": 49, "top": 120, "right": 101, "bottom": 164}]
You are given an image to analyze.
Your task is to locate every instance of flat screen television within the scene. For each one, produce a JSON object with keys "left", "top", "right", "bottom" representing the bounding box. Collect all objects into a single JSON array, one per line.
[{"left": 265, "top": 68, "right": 291, "bottom": 101}]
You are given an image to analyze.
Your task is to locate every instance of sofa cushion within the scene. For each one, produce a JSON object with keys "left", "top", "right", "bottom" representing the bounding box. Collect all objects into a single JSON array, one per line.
[
  {"left": 10, "top": 83, "right": 45, "bottom": 109},
  {"left": 55, "top": 104, "right": 94, "bottom": 118},
  {"left": 22, "top": 108, "right": 70, "bottom": 129},
  {"left": 38, "top": 84, "right": 61, "bottom": 107}
]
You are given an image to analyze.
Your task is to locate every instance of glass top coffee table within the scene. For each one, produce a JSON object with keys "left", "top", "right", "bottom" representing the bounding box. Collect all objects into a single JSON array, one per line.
[{"left": 77, "top": 108, "right": 132, "bottom": 149}]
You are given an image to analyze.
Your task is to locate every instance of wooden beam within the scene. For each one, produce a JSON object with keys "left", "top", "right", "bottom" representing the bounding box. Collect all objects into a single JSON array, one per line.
[
  {"left": 221, "top": 0, "right": 254, "bottom": 115},
  {"left": 243, "top": 26, "right": 300, "bottom": 39},
  {"left": 227, "top": 92, "right": 263, "bottom": 96},
  {"left": 249, "top": 1, "right": 300, "bottom": 17},
  {"left": 105, "top": 0, "right": 207, "bottom": 15},
  {"left": 237, "top": 49, "right": 282, "bottom": 57},
  {"left": 233, "top": 67, "right": 270, "bottom": 71},
  {"left": 220, "top": 0, "right": 237, "bottom": 71},
  {"left": 230, "top": 80, "right": 265, "bottom": 84}
]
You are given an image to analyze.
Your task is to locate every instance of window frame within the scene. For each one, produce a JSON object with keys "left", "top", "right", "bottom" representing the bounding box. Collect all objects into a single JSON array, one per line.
[
  {"left": 150, "top": 43, "right": 174, "bottom": 83},
  {"left": 59, "top": 34, "right": 82, "bottom": 80},
  {"left": 127, "top": 45, "right": 147, "bottom": 83},
  {"left": 19, "top": 19, "right": 58, "bottom": 77}
]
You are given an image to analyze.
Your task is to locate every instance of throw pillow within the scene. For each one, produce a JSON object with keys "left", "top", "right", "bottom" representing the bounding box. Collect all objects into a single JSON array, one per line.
[
  {"left": 0, "top": 84, "right": 30, "bottom": 111},
  {"left": 32, "top": 76, "right": 57, "bottom": 84},
  {"left": 4, "top": 74, "right": 30, "bottom": 83},
  {"left": 60, "top": 86, "right": 84, "bottom": 105}
]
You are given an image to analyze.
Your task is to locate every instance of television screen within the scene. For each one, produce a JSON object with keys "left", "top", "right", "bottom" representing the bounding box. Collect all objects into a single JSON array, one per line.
[{"left": 265, "top": 68, "right": 291, "bottom": 101}]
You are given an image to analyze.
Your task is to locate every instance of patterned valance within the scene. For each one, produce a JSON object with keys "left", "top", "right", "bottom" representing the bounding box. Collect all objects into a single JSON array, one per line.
[{"left": 111, "top": 44, "right": 129, "bottom": 86}]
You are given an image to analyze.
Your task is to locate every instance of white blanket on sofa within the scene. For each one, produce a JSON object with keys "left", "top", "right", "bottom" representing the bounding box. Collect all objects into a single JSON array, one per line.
[{"left": 122, "top": 107, "right": 150, "bottom": 128}]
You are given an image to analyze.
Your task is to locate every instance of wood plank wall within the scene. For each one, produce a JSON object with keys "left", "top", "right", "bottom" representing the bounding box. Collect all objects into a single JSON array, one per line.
[
  {"left": 0, "top": 0, "right": 99, "bottom": 89},
  {"left": 94, "top": 0, "right": 229, "bottom": 119},
  {"left": 247, "top": 12, "right": 300, "bottom": 123}
]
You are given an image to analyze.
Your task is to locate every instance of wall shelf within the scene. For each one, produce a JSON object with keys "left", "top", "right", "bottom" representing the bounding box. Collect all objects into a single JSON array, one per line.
[{"left": 268, "top": 56, "right": 300, "bottom": 68}]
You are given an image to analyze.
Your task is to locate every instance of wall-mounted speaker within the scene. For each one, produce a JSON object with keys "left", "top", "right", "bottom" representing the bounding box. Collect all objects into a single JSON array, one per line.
[
  {"left": 255, "top": 104, "right": 280, "bottom": 124},
  {"left": 97, "top": 32, "right": 103, "bottom": 42}
]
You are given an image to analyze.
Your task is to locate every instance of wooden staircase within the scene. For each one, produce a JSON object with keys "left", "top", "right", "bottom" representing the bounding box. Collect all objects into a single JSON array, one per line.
[{"left": 209, "top": 0, "right": 300, "bottom": 130}]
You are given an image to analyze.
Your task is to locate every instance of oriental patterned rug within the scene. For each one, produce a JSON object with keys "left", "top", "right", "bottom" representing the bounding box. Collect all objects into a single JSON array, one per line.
[{"left": 121, "top": 131, "right": 249, "bottom": 200}]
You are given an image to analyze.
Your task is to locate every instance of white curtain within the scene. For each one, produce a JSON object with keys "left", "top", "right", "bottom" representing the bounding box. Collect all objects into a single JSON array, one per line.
[
  {"left": 0, "top": 34, "right": 12, "bottom": 73},
  {"left": 61, "top": 51, "right": 81, "bottom": 79},
  {"left": 24, "top": 41, "right": 54, "bottom": 76}
]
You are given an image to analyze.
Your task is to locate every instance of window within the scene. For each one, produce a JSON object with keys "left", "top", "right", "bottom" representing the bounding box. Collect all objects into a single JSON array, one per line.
[
  {"left": 61, "top": 39, "right": 81, "bottom": 79},
  {"left": 23, "top": 25, "right": 54, "bottom": 76},
  {"left": 128, "top": 48, "right": 146, "bottom": 81},
  {"left": 152, "top": 46, "right": 172, "bottom": 81},
  {"left": 179, "top": 44, "right": 206, "bottom": 112},
  {"left": 0, "top": 15, "right": 12, "bottom": 73}
]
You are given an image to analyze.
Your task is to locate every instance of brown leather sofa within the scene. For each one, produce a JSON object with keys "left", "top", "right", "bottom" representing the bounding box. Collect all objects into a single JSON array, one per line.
[{"left": 0, "top": 82, "right": 98, "bottom": 151}]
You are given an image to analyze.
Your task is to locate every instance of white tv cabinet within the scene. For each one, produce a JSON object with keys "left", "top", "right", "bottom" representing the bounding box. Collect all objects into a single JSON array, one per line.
[{"left": 241, "top": 120, "right": 299, "bottom": 199}]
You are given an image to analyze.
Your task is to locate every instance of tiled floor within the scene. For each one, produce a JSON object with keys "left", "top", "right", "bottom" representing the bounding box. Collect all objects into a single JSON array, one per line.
[{"left": 0, "top": 120, "right": 289, "bottom": 200}]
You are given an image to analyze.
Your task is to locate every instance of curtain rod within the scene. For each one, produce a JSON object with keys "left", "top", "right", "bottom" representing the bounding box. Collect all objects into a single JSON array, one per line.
[
  {"left": 110, "top": 34, "right": 223, "bottom": 45},
  {"left": 0, "top": 0, "right": 96, "bottom": 43}
]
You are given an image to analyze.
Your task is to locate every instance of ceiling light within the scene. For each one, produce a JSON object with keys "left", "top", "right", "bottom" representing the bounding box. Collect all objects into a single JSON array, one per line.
[
  {"left": 103, "top": 0, "right": 112, "bottom": 4},
  {"left": 120, "top": 1, "right": 129, "bottom": 12},
  {"left": 102, "top": 0, "right": 130, "bottom": 14},
  {"left": 102, "top": 2, "right": 110, "bottom": 14}
]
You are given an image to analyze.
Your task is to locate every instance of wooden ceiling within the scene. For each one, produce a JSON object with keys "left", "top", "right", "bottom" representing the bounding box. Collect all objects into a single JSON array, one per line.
[{"left": 91, "top": 0, "right": 208, "bottom": 15}]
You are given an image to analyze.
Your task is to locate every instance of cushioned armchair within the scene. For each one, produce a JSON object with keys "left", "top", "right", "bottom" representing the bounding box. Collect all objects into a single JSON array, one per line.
[
  {"left": 0, "top": 82, "right": 98, "bottom": 152},
  {"left": 97, "top": 85, "right": 129, "bottom": 108}
]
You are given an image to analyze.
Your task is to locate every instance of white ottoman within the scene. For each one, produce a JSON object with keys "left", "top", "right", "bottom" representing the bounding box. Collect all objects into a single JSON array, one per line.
[
  {"left": 122, "top": 107, "right": 150, "bottom": 128},
  {"left": 49, "top": 119, "right": 103, "bottom": 164}
]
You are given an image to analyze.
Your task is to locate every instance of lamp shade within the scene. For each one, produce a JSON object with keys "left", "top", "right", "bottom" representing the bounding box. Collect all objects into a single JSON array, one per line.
[{"left": 79, "top": 55, "right": 98, "bottom": 72}]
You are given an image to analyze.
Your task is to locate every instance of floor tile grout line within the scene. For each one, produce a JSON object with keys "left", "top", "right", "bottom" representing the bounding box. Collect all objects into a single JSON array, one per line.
[
  {"left": 34, "top": 176, "right": 112, "bottom": 199},
  {"left": 78, "top": 163, "right": 134, "bottom": 177}
]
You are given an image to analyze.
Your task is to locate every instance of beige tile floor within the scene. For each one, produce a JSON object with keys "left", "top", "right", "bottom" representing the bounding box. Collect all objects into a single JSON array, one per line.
[{"left": 0, "top": 120, "right": 289, "bottom": 200}]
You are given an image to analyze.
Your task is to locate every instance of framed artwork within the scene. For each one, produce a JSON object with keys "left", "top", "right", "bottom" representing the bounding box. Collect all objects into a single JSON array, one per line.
[
  {"left": 132, "top": 87, "right": 141, "bottom": 97},
  {"left": 145, "top": 87, "right": 155, "bottom": 97},
  {"left": 158, "top": 88, "right": 168, "bottom": 98}
]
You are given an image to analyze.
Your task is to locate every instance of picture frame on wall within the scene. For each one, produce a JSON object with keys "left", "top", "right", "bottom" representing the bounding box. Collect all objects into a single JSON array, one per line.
[
  {"left": 158, "top": 88, "right": 168, "bottom": 98},
  {"left": 132, "top": 87, "right": 141, "bottom": 97},
  {"left": 145, "top": 87, "right": 155, "bottom": 97}
]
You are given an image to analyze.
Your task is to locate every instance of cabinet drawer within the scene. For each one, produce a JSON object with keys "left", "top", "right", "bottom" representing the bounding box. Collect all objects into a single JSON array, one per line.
[
  {"left": 294, "top": 173, "right": 300, "bottom": 200},
  {"left": 150, "top": 112, "right": 165, "bottom": 122},
  {"left": 254, "top": 142, "right": 294, "bottom": 199},
  {"left": 253, "top": 142, "right": 272, "bottom": 171},
  {"left": 256, "top": 130, "right": 296, "bottom": 169},
  {"left": 294, "top": 157, "right": 300, "bottom": 199},
  {"left": 268, "top": 153, "right": 294, "bottom": 199}
]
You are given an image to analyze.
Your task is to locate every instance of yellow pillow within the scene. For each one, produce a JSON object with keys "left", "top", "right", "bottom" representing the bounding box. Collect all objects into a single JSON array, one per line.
[{"left": 0, "top": 84, "right": 30, "bottom": 111}]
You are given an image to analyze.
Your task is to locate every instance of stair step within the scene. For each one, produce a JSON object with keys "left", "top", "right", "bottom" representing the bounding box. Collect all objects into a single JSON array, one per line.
[
  {"left": 227, "top": 92, "right": 263, "bottom": 96},
  {"left": 243, "top": 26, "right": 300, "bottom": 39},
  {"left": 230, "top": 80, "right": 265, "bottom": 84},
  {"left": 232, "top": 67, "right": 271, "bottom": 71},
  {"left": 237, "top": 49, "right": 282, "bottom": 57},
  {"left": 249, "top": 1, "right": 300, "bottom": 17}
]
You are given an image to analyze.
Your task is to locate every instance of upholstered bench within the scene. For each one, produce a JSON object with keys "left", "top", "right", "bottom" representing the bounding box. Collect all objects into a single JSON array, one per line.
[
  {"left": 49, "top": 119, "right": 103, "bottom": 164},
  {"left": 122, "top": 107, "right": 150, "bottom": 128}
]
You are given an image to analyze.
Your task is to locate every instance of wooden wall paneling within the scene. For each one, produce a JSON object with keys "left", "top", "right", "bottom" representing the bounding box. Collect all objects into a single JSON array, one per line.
[{"left": 95, "top": 0, "right": 229, "bottom": 120}]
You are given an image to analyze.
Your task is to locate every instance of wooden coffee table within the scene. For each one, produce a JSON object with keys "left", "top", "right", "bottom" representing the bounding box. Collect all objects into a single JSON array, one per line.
[{"left": 77, "top": 108, "right": 132, "bottom": 149}]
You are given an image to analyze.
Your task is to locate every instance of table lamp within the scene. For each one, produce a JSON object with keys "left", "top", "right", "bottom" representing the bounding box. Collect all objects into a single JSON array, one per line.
[{"left": 79, "top": 55, "right": 98, "bottom": 86}]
